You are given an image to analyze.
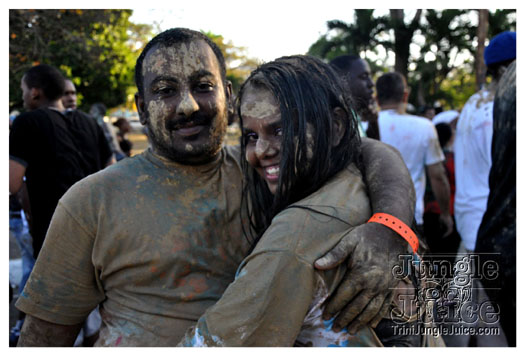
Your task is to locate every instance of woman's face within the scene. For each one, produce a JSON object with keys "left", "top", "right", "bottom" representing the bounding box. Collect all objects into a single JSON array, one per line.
[{"left": 241, "top": 85, "right": 282, "bottom": 195}]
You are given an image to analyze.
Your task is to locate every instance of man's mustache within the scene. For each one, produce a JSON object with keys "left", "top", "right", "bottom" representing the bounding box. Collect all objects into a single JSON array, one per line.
[{"left": 165, "top": 112, "right": 211, "bottom": 131}]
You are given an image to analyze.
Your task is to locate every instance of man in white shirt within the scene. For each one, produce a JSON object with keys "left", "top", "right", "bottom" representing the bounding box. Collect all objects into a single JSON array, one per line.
[
  {"left": 376, "top": 72, "right": 453, "bottom": 238},
  {"left": 454, "top": 31, "right": 516, "bottom": 252}
]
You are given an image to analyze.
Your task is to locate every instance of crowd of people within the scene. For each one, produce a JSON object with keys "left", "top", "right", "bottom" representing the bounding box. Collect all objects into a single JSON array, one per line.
[{"left": 8, "top": 27, "right": 515, "bottom": 347}]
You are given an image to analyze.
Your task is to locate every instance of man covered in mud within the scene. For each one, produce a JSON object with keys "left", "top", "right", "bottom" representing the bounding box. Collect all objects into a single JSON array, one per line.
[{"left": 16, "top": 28, "right": 416, "bottom": 346}]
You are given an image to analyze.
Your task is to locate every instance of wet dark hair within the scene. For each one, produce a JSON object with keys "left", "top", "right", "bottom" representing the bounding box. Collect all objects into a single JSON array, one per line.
[
  {"left": 23, "top": 64, "right": 65, "bottom": 101},
  {"left": 238, "top": 55, "right": 362, "bottom": 246},
  {"left": 376, "top": 72, "right": 406, "bottom": 106},
  {"left": 135, "top": 28, "right": 227, "bottom": 97},
  {"left": 329, "top": 55, "right": 362, "bottom": 75}
]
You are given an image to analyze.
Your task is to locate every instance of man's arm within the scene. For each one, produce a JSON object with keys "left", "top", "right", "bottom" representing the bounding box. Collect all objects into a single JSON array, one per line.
[
  {"left": 17, "top": 315, "right": 82, "bottom": 347},
  {"left": 427, "top": 162, "right": 453, "bottom": 236},
  {"left": 10, "top": 159, "right": 26, "bottom": 195},
  {"left": 315, "top": 138, "right": 416, "bottom": 333}
]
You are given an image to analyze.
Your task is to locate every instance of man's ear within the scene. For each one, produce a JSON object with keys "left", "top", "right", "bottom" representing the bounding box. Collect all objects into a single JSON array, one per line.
[
  {"left": 225, "top": 80, "right": 234, "bottom": 115},
  {"left": 30, "top": 88, "right": 41, "bottom": 102},
  {"left": 331, "top": 107, "right": 347, "bottom": 147},
  {"left": 402, "top": 89, "right": 409, "bottom": 104},
  {"left": 135, "top": 93, "right": 147, "bottom": 125}
]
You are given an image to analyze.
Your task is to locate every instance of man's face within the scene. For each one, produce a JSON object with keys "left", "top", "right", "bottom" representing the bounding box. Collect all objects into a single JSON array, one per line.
[
  {"left": 21, "top": 77, "right": 37, "bottom": 111},
  {"left": 137, "top": 40, "right": 230, "bottom": 164},
  {"left": 344, "top": 59, "right": 375, "bottom": 112},
  {"left": 62, "top": 80, "right": 77, "bottom": 109}
]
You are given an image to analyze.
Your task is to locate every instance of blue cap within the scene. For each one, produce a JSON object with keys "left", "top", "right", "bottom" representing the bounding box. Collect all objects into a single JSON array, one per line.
[{"left": 484, "top": 31, "right": 516, "bottom": 66}]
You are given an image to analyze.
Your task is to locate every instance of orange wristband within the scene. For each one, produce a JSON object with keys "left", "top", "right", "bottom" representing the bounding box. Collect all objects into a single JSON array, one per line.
[{"left": 367, "top": 213, "right": 419, "bottom": 253}]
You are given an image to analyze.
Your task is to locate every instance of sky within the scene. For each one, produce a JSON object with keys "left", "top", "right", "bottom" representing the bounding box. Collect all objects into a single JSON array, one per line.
[
  {"left": 127, "top": 2, "right": 510, "bottom": 65},
  {"left": 129, "top": 2, "right": 379, "bottom": 63},
  {"left": 128, "top": 4, "right": 412, "bottom": 63}
]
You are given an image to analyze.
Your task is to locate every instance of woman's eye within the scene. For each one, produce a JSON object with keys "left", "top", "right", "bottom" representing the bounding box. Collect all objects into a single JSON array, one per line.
[
  {"left": 244, "top": 132, "right": 258, "bottom": 143},
  {"left": 275, "top": 127, "right": 283, "bottom": 136}
]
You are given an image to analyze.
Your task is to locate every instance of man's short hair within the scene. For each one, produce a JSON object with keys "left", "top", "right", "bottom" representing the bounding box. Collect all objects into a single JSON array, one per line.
[
  {"left": 135, "top": 28, "right": 227, "bottom": 97},
  {"left": 376, "top": 72, "right": 406, "bottom": 105},
  {"left": 329, "top": 55, "right": 362, "bottom": 75},
  {"left": 23, "top": 64, "right": 66, "bottom": 101}
]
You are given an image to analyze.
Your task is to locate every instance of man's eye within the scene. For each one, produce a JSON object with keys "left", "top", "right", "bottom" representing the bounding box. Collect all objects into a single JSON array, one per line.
[
  {"left": 196, "top": 82, "right": 213, "bottom": 92},
  {"left": 155, "top": 87, "right": 175, "bottom": 95}
]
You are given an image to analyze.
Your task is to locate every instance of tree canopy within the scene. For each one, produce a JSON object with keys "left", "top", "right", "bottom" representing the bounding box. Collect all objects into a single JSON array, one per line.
[
  {"left": 308, "top": 9, "right": 516, "bottom": 110},
  {"left": 203, "top": 31, "right": 260, "bottom": 93},
  {"left": 9, "top": 9, "right": 154, "bottom": 112}
]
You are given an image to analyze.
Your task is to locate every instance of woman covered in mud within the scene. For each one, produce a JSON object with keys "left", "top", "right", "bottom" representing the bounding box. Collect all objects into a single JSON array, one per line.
[{"left": 179, "top": 55, "right": 428, "bottom": 347}]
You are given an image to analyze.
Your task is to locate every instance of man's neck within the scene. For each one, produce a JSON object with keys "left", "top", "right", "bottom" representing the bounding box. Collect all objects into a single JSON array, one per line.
[
  {"left": 39, "top": 99, "right": 65, "bottom": 112},
  {"left": 379, "top": 102, "right": 405, "bottom": 114}
]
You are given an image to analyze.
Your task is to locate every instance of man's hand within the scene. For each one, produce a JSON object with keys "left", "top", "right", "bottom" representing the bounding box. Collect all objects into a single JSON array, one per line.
[
  {"left": 315, "top": 138, "right": 416, "bottom": 334},
  {"left": 315, "top": 223, "right": 406, "bottom": 334}
]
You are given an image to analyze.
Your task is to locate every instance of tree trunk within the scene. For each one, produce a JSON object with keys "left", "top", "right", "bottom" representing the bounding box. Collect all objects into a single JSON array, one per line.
[
  {"left": 476, "top": 9, "right": 489, "bottom": 90},
  {"left": 390, "top": 9, "right": 422, "bottom": 79}
]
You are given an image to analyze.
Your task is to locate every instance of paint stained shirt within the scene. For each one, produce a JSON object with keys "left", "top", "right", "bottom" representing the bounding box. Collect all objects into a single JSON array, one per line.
[
  {"left": 15, "top": 146, "right": 251, "bottom": 346},
  {"left": 454, "top": 87, "right": 494, "bottom": 251},
  {"left": 378, "top": 110, "right": 444, "bottom": 225},
  {"left": 179, "top": 165, "right": 382, "bottom": 347}
]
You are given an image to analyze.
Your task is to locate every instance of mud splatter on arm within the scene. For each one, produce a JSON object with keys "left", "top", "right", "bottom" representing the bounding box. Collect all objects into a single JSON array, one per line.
[
  {"left": 315, "top": 138, "right": 415, "bottom": 333},
  {"left": 17, "top": 315, "right": 82, "bottom": 346}
]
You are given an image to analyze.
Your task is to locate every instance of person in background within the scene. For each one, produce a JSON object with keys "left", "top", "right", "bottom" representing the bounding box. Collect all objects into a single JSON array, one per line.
[
  {"left": 453, "top": 31, "right": 516, "bottom": 255},
  {"left": 376, "top": 72, "right": 453, "bottom": 244},
  {"left": 422, "top": 121, "right": 460, "bottom": 271},
  {"left": 475, "top": 60, "right": 516, "bottom": 347},
  {"left": 9, "top": 64, "right": 112, "bottom": 345},
  {"left": 89, "top": 103, "right": 125, "bottom": 161},
  {"left": 113, "top": 117, "right": 133, "bottom": 158},
  {"left": 62, "top": 79, "right": 77, "bottom": 111},
  {"left": 9, "top": 113, "right": 35, "bottom": 346},
  {"left": 329, "top": 55, "right": 380, "bottom": 139},
  {"left": 419, "top": 105, "right": 435, "bottom": 121}
]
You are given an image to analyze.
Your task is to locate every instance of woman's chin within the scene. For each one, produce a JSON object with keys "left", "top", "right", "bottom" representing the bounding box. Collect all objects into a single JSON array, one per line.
[{"left": 266, "top": 181, "right": 278, "bottom": 195}]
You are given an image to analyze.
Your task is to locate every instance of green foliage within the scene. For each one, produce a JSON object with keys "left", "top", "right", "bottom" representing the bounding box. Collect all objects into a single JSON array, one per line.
[
  {"left": 488, "top": 9, "right": 517, "bottom": 37},
  {"left": 409, "top": 9, "right": 476, "bottom": 108},
  {"left": 9, "top": 9, "right": 154, "bottom": 112},
  {"left": 308, "top": 10, "right": 387, "bottom": 61},
  {"left": 308, "top": 9, "right": 516, "bottom": 110},
  {"left": 203, "top": 31, "right": 260, "bottom": 94}
]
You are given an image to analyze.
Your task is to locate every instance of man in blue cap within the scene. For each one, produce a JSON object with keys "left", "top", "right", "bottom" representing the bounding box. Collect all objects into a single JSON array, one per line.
[
  {"left": 454, "top": 31, "right": 516, "bottom": 255},
  {"left": 450, "top": 31, "right": 516, "bottom": 347}
]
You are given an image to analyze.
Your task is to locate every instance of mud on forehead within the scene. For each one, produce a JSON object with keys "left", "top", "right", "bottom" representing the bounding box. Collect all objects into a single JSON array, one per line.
[
  {"left": 143, "top": 40, "right": 219, "bottom": 78},
  {"left": 240, "top": 85, "right": 280, "bottom": 119}
]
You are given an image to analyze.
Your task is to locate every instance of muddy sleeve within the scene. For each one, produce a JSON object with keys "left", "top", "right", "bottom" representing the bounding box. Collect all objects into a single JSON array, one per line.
[
  {"left": 179, "top": 246, "right": 315, "bottom": 346},
  {"left": 15, "top": 201, "right": 105, "bottom": 325}
]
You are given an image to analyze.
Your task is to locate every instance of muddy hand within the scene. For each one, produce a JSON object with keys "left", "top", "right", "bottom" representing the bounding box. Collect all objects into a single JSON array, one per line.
[{"left": 314, "top": 222, "right": 406, "bottom": 334}]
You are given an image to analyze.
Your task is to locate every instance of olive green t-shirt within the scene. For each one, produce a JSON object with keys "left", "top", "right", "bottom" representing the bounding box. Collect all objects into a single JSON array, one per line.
[
  {"left": 16, "top": 146, "right": 252, "bottom": 346},
  {"left": 179, "top": 164, "right": 382, "bottom": 346}
]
